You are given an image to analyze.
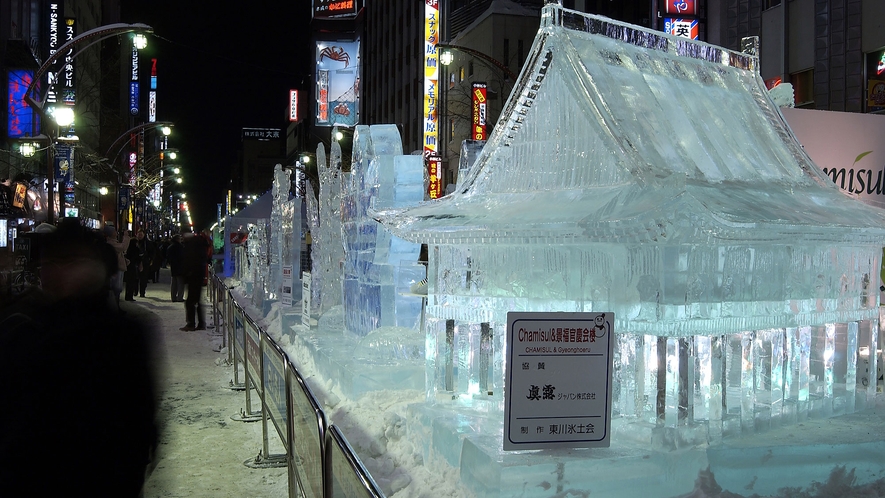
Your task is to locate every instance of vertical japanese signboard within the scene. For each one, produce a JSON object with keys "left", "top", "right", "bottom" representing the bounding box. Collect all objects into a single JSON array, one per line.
[
  {"left": 289, "top": 89, "right": 300, "bottom": 122},
  {"left": 148, "top": 58, "right": 157, "bottom": 122},
  {"left": 471, "top": 82, "right": 487, "bottom": 141},
  {"left": 46, "top": 3, "right": 61, "bottom": 108},
  {"left": 504, "top": 312, "right": 614, "bottom": 451},
  {"left": 424, "top": 0, "right": 441, "bottom": 199},
  {"left": 130, "top": 40, "right": 140, "bottom": 116},
  {"left": 61, "top": 18, "right": 76, "bottom": 107}
]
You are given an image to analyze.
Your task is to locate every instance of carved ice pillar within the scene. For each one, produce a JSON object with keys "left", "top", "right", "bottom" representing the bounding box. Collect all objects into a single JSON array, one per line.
[{"left": 318, "top": 141, "right": 344, "bottom": 315}]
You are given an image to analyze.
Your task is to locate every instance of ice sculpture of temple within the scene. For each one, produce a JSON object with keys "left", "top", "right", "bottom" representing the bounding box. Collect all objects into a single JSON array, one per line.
[{"left": 376, "top": 2, "right": 885, "bottom": 455}]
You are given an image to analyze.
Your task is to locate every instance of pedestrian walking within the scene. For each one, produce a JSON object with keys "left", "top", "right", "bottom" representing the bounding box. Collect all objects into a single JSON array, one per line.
[
  {"left": 138, "top": 230, "right": 157, "bottom": 296},
  {"left": 103, "top": 224, "right": 131, "bottom": 311},
  {"left": 180, "top": 230, "right": 212, "bottom": 331},
  {"left": 166, "top": 234, "right": 185, "bottom": 302},
  {"left": 124, "top": 230, "right": 145, "bottom": 302}
]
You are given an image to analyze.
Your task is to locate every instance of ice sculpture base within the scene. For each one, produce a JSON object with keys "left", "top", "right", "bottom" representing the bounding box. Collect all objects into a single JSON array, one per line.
[
  {"left": 283, "top": 306, "right": 424, "bottom": 399},
  {"left": 407, "top": 398, "right": 885, "bottom": 497}
]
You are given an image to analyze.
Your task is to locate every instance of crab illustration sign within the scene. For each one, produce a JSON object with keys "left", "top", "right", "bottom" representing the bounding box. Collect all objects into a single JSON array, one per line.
[{"left": 315, "top": 40, "right": 360, "bottom": 127}]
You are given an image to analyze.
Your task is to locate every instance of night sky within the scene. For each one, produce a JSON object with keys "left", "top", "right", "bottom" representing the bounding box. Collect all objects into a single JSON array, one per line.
[{"left": 119, "top": 2, "right": 312, "bottom": 230}]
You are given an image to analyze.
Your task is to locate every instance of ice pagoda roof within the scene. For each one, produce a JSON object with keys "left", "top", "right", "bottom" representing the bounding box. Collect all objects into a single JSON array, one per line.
[{"left": 376, "top": 4, "right": 885, "bottom": 246}]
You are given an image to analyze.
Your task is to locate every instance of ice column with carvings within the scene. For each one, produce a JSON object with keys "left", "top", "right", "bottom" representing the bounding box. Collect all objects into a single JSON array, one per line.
[{"left": 341, "top": 124, "right": 425, "bottom": 336}]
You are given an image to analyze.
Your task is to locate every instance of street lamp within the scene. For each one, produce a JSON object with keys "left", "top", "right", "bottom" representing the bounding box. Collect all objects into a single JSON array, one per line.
[{"left": 44, "top": 108, "right": 78, "bottom": 224}]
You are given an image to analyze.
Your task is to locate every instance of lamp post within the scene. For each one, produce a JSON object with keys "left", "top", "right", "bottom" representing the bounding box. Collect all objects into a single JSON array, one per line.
[{"left": 45, "top": 107, "right": 77, "bottom": 224}]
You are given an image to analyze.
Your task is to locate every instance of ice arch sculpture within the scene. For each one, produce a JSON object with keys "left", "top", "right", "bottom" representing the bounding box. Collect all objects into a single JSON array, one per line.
[{"left": 375, "top": 3, "right": 885, "bottom": 448}]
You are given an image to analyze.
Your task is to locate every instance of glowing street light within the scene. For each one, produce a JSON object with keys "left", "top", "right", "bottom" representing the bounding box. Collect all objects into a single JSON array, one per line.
[
  {"left": 133, "top": 33, "right": 148, "bottom": 49},
  {"left": 51, "top": 106, "right": 75, "bottom": 127}
]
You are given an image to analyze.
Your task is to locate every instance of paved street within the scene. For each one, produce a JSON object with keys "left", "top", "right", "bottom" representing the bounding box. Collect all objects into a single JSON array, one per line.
[{"left": 127, "top": 269, "right": 287, "bottom": 497}]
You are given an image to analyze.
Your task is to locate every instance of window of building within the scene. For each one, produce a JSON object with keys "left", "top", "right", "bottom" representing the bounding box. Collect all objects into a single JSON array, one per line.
[
  {"left": 504, "top": 39, "right": 510, "bottom": 67},
  {"left": 790, "top": 69, "right": 814, "bottom": 108},
  {"left": 764, "top": 0, "right": 782, "bottom": 9},
  {"left": 459, "top": 66, "right": 465, "bottom": 82},
  {"left": 468, "top": 61, "right": 474, "bottom": 77}
]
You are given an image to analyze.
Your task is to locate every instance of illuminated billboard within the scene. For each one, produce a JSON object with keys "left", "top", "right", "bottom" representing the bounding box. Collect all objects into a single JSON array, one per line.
[
  {"left": 424, "top": 0, "right": 441, "bottom": 199},
  {"left": 61, "top": 18, "right": 76, "bottom": 105},
  {"left": 664, "top": 18, "right": 699, "bottom": 40},
  {"left": 472, "top": 82, "right": 488, "bottom": 141},
  {"left": 663, "top": 0, "right": 697, "bottom": 16},
  {"left": 313, "top": 0, "right": 358, "bottom": 19},
  {"left": 315, "top": 40, "right": 360, "bottom": 127},
  {"left": 289, "top": 90, "right": 300, "bottom": 122},
  {"left": 7, "top": 70, "right": 39, "bottom": 138},
  {"left": 46, "top": 3, "right": 61, "bottom": 106}
]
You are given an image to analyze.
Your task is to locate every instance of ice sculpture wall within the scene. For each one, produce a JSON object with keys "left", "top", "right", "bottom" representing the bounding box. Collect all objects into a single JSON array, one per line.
[
  {"left": 375, "top": 4, "right": 885, "bottom": 448},
  {"left": 341, "top": 125, "right": 425, "bottom": 336},
  {"left": 317, "top": 142, "right": 345, "bottom": 315}
]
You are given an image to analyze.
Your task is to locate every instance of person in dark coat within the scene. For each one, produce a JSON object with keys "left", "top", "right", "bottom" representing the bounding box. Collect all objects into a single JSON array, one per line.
[
  {"left": 124, "top": 230, "right": 145, "bottom": 301},
  {"left": 166, "top": 234, "right": 185, "bottom": 302},
  {"left": 180, "top": 230, "right": 212, "bottom": 330},
  {"left": 0, "top": 219, "right": 160, "bottom": 497},
  {"left": 138, "top": 230, "right": 157, "bottom": 296}
]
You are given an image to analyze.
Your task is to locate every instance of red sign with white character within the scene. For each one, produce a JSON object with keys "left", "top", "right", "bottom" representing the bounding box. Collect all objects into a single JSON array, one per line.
[{"left": 664, "top": 0, "right": 697, "bottom": 16}]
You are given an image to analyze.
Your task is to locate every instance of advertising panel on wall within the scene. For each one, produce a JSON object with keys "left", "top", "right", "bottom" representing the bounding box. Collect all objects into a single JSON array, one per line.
[
  {"left": 664, "top": 18, "right": 699, "bottom": 39},
  {"left": 425, "top": 0, "right": 441, "bottom": 199},
  {"left": 7, "top": 70, "right": 39, "bottom": 138},
  {"left": 313, "top": 0, "right": 358, "bottom": 19},
  {"left": 315, "top": 40, "right": 359, "bottom": 127},
  {"left": 472, "top": 82, "right": 488, "bottom": 141},
  {"left": 242, "top": 128, "right": 282, "bottom": 140},
  {"left": 663, "top": 0, "right": 697, "bottom": 16},
  {"left": 782, "top": 107, "right": 885, "bottom": 210}
]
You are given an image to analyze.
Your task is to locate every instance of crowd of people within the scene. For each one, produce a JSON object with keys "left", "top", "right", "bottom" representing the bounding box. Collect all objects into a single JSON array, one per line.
[
  {"left": 95, "top": 225, "right": 213, "bottom": 329},
  {"left": 0, "top": 218, "right": 215, "bottom": 496}
]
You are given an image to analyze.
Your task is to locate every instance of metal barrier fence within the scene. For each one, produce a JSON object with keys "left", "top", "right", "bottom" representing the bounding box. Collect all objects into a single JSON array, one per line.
[{"left": 210, "top": 273, "right": 383, "bottom": 498}]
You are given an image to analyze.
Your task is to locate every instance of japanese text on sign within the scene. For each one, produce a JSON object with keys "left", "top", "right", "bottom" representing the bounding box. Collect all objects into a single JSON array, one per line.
[{"left": 504, "top": 312, "right": 614, "bottom": 451}]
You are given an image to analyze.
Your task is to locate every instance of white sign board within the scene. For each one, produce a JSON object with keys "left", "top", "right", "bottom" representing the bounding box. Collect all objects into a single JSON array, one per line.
[
  {"left": 504, "top": 312, "right": 614, "bottom": 451},
  {"left": 281, "top": 265, "right": 293, "bottom": 306},
  {"left": 301, "top": 271, "right": 312, "bottom": 328},
  {"left": 781, "top": 107, "right": 885, "bottom": 210}
]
